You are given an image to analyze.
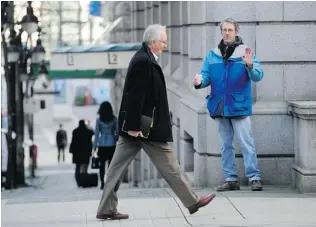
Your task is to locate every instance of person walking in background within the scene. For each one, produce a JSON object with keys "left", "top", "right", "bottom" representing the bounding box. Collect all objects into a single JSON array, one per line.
[
  {"left": 93, "top": 101, "right": 118, "bottom": 190},
  {"left": 56, "top": 124, "right": 67, "bottom": 163},
  {"left": 70, "top": 119, "right": 94, "bottom": 187}
]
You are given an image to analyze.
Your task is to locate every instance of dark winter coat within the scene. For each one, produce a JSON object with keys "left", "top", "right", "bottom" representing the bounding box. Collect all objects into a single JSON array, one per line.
[
  {"left": 118, "top": 42, "right": 173, "bottom": 142},
  {"left": 69, "top": 122, "right": 94, "bottom": 164},
  {"left": 56, "top": 129, "right": 67, "bottom": 147}
]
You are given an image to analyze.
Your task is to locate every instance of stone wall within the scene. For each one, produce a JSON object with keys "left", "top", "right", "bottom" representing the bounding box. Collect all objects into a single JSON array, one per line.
[{"left": 108, "top": 1, "right": 316, "bottom": 191}]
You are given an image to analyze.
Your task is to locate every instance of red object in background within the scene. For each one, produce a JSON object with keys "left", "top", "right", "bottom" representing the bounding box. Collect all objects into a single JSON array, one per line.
[
  {"left": 84, "top": 91, "right": 90, "bottom": 105},
  {"left": 33, "top": 144, "right": 38, "bottom": 167}
]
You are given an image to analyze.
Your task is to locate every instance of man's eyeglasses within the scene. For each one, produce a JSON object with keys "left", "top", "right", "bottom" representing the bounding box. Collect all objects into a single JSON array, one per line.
[
  {"left": 155, "top": 40, "right": 167, "bottom": 45},
  {"left": 221, "top": 28, "right": 235, "bottom": 33}
]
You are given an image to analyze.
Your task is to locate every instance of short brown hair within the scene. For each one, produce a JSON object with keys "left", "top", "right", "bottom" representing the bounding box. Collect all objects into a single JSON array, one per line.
[{"left": 220, "top": 18, "right": 240, "bottom": 32}]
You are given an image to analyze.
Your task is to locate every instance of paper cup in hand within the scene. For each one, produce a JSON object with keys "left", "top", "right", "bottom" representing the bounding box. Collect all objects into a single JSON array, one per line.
[{"left": 193, "top": 74, "right": 202, "bottom": 86}]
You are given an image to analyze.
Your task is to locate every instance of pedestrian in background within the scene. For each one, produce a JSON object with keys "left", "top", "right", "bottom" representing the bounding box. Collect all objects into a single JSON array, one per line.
[
  {"left": 93, "top": 101, "right": 118, "bottom": 190},
  {"left": 70, "top": 119, "right": 94, "bottom": 187},
  {"left": 56, "top": 124, "right": 67, "bottom": 163}
]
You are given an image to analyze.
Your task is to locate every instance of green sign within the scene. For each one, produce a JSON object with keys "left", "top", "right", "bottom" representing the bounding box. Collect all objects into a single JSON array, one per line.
[{"left": 48, "top": 69, "right": 117, "bottom": 79}]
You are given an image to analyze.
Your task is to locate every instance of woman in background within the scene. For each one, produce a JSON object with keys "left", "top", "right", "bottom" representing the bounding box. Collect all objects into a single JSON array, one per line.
[{"left": 93, "top": 101, "right": 118, "bottom": 189}]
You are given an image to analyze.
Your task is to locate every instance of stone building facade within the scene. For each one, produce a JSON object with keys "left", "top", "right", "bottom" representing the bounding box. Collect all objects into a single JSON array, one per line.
[{"left": 106, "top": 1, "right": 316, "bottom": 192}]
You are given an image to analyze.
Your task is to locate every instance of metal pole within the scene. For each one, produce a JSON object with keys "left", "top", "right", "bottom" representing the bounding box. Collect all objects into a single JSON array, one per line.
[
  {"left": 29, "top": 114, "right": 35, "bottom": 178},
  {"left": 8, "top": 62, "right": 18, "bottom": 189},
  {"left": 16, "top": 64, "right": 25, "bottom": 185},
  {"left": 28, "top": 86, "right": 35, "bottom": 178},
  {"left": 3, "top": 1, "right": 18, "bottom": 189}
]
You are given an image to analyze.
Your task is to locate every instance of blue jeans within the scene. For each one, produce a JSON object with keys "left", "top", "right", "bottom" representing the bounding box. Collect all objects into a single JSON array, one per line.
[{"left": 215, "top": 117, "right": 261, "bottom": 182}]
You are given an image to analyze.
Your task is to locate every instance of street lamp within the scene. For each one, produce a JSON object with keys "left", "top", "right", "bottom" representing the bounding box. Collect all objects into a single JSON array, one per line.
[
  {"left": 2, "top": 1, "right": 48, "bottom": 187},
  {"left": 1, "top": 2, "right": 13, "bottom": 33},
  {"left": 7, "top": 43, "right": 19, "bottom": 63},
  {"left": 20, "top": 2, "right": 38, "bottom": 35},
  {"left": 38, "top": 62, "right": 48, "bottom": 77},
  {"left": 7, "top": 29, "right": 20, "bottom": 63},
  {"left": 37, "top": 62, "right": 49, "bottom": 89},
  {"left": 31, "top": 39, "right": 45, "bottom": 64}
]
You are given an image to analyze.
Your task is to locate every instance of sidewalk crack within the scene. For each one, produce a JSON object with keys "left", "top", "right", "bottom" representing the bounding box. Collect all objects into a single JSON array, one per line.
[
  {"left": 217, "top": 191, "right": 246, "bottom": 219},
  {"left": 163, "top": 188, "right": 193, "bottom": 226}
]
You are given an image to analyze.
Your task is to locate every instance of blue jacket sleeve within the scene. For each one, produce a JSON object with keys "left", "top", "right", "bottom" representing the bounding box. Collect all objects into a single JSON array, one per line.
[
  {"left": 246, "top": 56, "right": 264, "bottom": 82},
  {"left": 93, "top": 119, "right": 99, "bottom": 149},
  {"left": 195, "top": 52, "right": 212, "bottom": 89}
]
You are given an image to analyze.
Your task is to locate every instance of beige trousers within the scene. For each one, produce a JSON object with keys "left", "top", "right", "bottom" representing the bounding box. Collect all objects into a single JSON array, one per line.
[{"left": 97, "top": 136, "right": 199, "bottom": 213}]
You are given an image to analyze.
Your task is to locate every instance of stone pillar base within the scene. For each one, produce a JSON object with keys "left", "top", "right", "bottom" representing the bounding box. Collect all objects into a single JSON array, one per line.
[
  {"left": 288, "top": 101, "right": 316, "bottom": 193},
  {"left": 292, "top": 164, "right": 316, "bottom": 193},
  {"left": 179, "top": 138, "right": 194, "bottom": 172}
]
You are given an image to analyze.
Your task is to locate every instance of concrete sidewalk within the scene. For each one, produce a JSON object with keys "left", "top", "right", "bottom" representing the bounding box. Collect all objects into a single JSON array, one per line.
[
  {"left": 2, "top": 190, "right": 316, "bottom": 227},
  {"left": 2, "top": 146, "right": 316, "bottom": 227},
  {"left": 2, "top": 168, "right": 316, "bottom": 227},
  {"left": 2, "top": 195, "right": 315, "bottom": 227}
]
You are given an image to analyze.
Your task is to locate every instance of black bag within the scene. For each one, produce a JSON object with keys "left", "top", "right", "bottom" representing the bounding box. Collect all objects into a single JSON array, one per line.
[
  {"left": 139, "top": 114, "right": 154, "bottom": 138},
  {"left": 91, "top": 156, "right": 100, "bottom": 169},
  {"left": 78, "top": 173, "right": 98, "bottom": 188},
  {"left": 121, "top": 107, "right": 155, "bottom": 139}
]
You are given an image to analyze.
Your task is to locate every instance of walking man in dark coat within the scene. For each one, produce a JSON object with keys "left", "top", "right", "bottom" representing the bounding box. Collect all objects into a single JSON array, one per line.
[
  {"left": 56, "top": 124, "right": 67, "bottom": 163},
  {"left": 69, "top": 120, "right": 94, "bottom": 186},
  {"left": 96, "top": 24, "right": 216, "bottom": 220}
]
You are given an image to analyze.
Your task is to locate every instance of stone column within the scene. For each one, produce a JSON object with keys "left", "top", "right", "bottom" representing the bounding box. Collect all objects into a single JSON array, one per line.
[
  {"left": 179, "top": 132, "right": 194, "bottom": 172},
  {"left": 168, "top": 1, "right": 181, "bottom": 81},
  {"left": 129, "top": 153, "right": 141, "bottom": 187},
  {"left": 135, "top": 2, "right": 145, "bottom": 42},
  {"left": 153, "top": 2, "right": 159, "bottom": 24},
  {"left": 144, "top": 2, "right": 153, "bottom": 27},
  {"left": 158, "top": 2, "right": 169, "bottom": 68},
  {"left": 140, "top": 149, "right": 150, "bottom": 188},
  {"left": 288, "top": 101, "right": 316, "bottom": 193},
  {"left": 146, "top": 152, "right": 151, "bottom": 185},
  {"left": 172, "top": 124, "right": 180, "bottom": 161}
]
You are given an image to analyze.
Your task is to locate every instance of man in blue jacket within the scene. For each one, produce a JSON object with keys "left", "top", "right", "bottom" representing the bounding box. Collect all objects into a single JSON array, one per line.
[{"left": 194, "top": 18, "right": 263, "bottom": 191}]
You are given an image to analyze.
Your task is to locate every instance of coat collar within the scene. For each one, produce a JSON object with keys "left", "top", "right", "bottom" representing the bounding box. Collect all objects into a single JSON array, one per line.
[
  {"left": 141, "top": 42, "right": 165, "bottom": 85},
  {"left": 141, "top": 42, "right": 159, "bottom": 65}
]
